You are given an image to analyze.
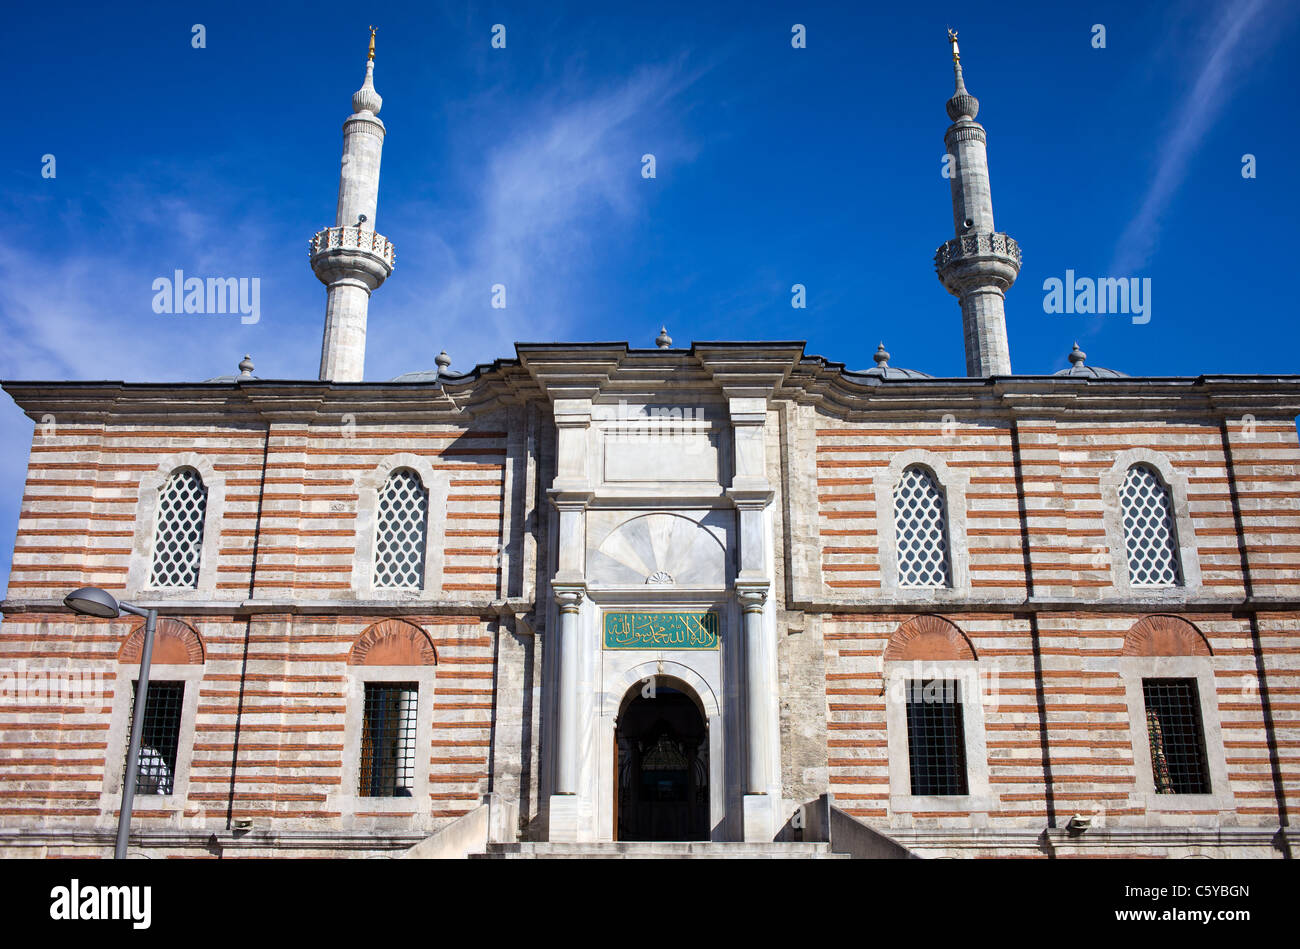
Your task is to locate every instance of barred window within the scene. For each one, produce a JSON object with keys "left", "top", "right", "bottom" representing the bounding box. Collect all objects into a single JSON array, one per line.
[
  {"left": 1143, "top": 678, "right": 1211, "bottom": 794},
  {"left": 904, "top": 679, "right": 968, "bottom": 795},
  {"left": 374, "top": 468, "right": 429, "bottom": 589},
  {"left": 360, "top": 683, "right": 418, "bottom": 797},
  {"left": 149, "top": 468, "right": 208, "bottom": 589},
  {"left": 1121, "top": 464, "right": 1182, "bottom": 587},
  {"left": 894, "top": 465, "right": 952, "bottom": 588},
  {"left": 125, "top": 681, "right": 185, "bottom": 795}
]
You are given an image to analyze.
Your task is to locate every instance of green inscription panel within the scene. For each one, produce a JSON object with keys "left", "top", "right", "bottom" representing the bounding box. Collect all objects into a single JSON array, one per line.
[{"left": 603, "top": 612, "right": 719, "bottom": 650}]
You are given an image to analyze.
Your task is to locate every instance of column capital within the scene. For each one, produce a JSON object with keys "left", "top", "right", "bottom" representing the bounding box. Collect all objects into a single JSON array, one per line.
[
  {"left": 726, "top": 485, "right": 773, "bottom": 509},
  {"left": 735, "top": 583, "right": 769, "bottom": 613},
  {"left": 553, "top": 586, "right": 586, "bottom": 613},
  {"left": 547, "top": 487, "right": 595, "bottom": 511},
  {"left": 726, "top": 395, "right": 771, "bottom": 425}
]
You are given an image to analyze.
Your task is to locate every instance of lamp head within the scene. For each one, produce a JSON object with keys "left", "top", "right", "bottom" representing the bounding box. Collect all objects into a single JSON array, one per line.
[{"left": 63, "top": 586, "right": 122, "bottom": 619}]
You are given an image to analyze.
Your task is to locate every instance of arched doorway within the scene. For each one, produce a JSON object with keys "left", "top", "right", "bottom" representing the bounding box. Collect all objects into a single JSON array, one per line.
[{"left": 615, "top": 681, "right": 709, "bottom": 841}]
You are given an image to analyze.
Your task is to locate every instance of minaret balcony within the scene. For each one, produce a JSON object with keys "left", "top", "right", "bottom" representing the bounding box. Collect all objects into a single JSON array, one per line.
[
  {"left": 309, "top": 225, "right": 396, "bottom": 289},
  {"left": 934, "top": 231, "right": 1021, "bottom": 295}
]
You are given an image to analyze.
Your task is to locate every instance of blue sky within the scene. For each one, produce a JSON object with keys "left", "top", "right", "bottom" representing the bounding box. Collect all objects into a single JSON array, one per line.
[{"left": 1, "top": 0, "right": 1298, "bottom": 590}]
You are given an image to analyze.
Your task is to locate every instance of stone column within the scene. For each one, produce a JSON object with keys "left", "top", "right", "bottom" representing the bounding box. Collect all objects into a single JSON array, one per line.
[
  {"left": 553, "top": 588, "right": 585, "bottom": 795},
  {"left": 546, "top": 397, "right": 593, "bottom": 841},
  {"left": 738, "top": 587, "right": 770, "bottom": 794},
  {"left": 726, "top": 395, "right": 778, "bottom": 840}
]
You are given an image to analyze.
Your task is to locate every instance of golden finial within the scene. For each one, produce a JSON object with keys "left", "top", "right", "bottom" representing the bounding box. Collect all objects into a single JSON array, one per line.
[
  {"left": 947, "top": 27, "right": 960, "bottom": 64},
  {"left": 368, "top": 25, "right": 376, "bottom": 61}
]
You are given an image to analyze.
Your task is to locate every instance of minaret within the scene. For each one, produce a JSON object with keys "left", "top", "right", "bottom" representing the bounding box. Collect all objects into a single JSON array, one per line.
[
  {"left": 311, "top": 27, "right": 395, "bottom": 382},
  {"left": 934, "top": 30, "right": 1019, "bottom": 377}
]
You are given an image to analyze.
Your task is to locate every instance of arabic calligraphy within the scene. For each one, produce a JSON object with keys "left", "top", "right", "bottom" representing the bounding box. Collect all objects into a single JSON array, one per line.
[{"left": 603, "top": 612, "right": 719, "bottom": 650}]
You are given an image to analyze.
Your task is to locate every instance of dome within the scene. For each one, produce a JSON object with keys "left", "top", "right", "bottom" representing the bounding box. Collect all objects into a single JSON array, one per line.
[
  {"left": 391, "top": 350, "right": 466, "bottom": 383},
  {"left": 1053, "top": 342, "right": 1128, "bottom": 378},
  {"left": 853, "top": 343, "right": 933, "bottom": 380}
]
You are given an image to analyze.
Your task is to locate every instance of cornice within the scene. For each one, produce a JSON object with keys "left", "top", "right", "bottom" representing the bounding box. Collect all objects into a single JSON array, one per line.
[{"left": 6, "top": 348, "right": 1300, "bottom": 426}]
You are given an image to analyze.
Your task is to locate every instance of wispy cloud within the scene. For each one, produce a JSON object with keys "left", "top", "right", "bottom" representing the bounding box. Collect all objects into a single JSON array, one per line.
[
  {"left": 365, "top": 59, "right": 703, "bottom": 377},
  {"left": 1111, "top": 0, "right": 1280, "bottom": 273},
  {"left": 0, "top": 173, "right": 297, "bottom": 383}
]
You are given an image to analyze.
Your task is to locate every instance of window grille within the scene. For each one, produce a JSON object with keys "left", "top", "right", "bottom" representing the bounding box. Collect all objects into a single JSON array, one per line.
[
  {"left": 1121, "top": 464, "right": 1182, "bottom": 587},
  {"left": 1142, "top": 678, "right": 1210, "bottom": 794},
  {"left": 374, "top": 469, "right": 428, "bottom": 589},
  {"left": 904, "top": 679, "right": 969, "bottom": 795},
  {"left": 360, "top": 683, "right": 418, "bottom": 797},
  {"left": 148, "top": 468, "right": 208, "bottom": 589},
  {"left": 125, "top": 681, "right": 185, "bottom": 795},
  {"left": 894, "top": 466, "right": 952, "bottom": 588}
]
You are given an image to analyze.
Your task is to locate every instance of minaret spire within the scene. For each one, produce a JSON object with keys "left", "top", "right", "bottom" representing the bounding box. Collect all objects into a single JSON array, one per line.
[
  {"left": 934, "top": 30, "right": 1019, "bottom": 376},
  {"left": 311, "top": 28, "right": 395, "bottom": 382}
]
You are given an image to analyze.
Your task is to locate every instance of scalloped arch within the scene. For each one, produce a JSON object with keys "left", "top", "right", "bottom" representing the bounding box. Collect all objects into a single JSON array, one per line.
[
  {"left": 118, "top": 618, "right": 205, "bottom": 665},
  {"left": 348, "top": 619, "right": 437, "bottom": 666},
  {"left": 1122, "top": 615, "right": 1211, "bottom": 657},
  {"left": 883, "top": 614, "right": 976, "bottom": 662}
]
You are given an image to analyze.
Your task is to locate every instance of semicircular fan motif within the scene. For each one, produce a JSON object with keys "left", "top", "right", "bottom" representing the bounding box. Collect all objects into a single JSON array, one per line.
[{"left": 588, "top": 513, "right": 726, "bottom": 587}]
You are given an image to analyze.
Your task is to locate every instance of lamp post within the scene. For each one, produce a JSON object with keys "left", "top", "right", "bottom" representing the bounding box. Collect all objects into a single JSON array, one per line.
[{"left": 63, "top": 587, "right": 157, "bottom": 860}]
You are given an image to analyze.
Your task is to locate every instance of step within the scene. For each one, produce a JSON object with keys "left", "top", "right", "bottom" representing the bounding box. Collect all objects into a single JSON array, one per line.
[{"left": 470, "top": 841, "right": 851, "bottom": 859}]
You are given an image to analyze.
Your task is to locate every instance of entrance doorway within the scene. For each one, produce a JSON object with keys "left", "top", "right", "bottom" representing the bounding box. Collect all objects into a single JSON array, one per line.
[{"left": 615, "top": 682, "right": 709, "bottom": 841}]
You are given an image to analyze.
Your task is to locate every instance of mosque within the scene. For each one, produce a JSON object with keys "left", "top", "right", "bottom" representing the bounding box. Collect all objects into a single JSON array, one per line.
[{"left": 1, "top": 30, "right": 1297, "bottom": 858}]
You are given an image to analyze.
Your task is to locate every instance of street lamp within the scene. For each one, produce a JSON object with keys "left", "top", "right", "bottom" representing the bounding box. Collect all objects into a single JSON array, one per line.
[{"left": 63, "top": 587, "right": 157, "bottom": 860}]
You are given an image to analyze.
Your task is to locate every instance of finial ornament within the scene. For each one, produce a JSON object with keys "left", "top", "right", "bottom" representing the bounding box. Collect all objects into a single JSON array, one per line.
[
  {"left": 352, "top": 30, "right": 383, "bottom": 115},
  {"left": 435, "top": 350, "right": 452, "bottom": 375},
  {"left": 1068, "top": 342, "right": 1086, "bottom": 366},
  {"left": 238, "top": 354, "right": 255, "bottom": 378},
  {"left": 944, "top": 27, "right": 978, "bottom": 121},
  {"left": 656, "top": 326, "right": 673, "bottom": 349},
  {"left": 874, "top": 342, "right": 890, "bottom": 367}
]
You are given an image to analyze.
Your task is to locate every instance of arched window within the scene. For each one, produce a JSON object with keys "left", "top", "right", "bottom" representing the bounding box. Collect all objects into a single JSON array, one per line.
[
  {"left": 1120, "top": 464, "right": 1182, "bottom": 587},
  {"left": 894, "top": 465, "right": 951, "bottom": 588},
  {"left": 373, "top": 468, "right": 429, "bottom": 589},
  {"left": 149, "top": 468, "right": 208, "bottom": 589}
]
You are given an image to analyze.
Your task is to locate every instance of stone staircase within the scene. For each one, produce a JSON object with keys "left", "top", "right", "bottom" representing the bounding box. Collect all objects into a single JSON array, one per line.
[{"left": 471, "top": 841, "right": 850, "bottom": 859}]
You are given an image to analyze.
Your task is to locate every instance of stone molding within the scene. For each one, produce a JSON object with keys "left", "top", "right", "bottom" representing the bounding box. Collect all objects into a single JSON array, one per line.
[
  {"left": 352, "top": 453, "right": 451, "bottom": 601},
  {"left": 1099, "top": 448, "right": 1203, "bottom": 599},
  {"left": 873, "top": 449, "right": 971, "bottom": 603},
  {"left": 124, "top": 453, "right": 227, "bottom": 602}
]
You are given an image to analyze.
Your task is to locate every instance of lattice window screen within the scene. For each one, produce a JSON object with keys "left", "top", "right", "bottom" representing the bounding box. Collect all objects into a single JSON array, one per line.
[
  {"left": 374, "top": 468, "right": 429, "bottom": 589},
  {"left": 149, "top": 468, "right": 208, "bottom": 589},
  {"left": 1121, "top": 464, "right": 1182, "bottom": 587},
  {"left": 894, "top": 466, "right": 952, "bottom": 588}
]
